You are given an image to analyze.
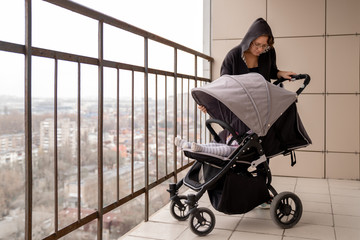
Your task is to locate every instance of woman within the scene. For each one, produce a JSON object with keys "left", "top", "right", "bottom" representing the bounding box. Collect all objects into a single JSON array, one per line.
[
  {"left": 199, "top": 18, "right": 295, "bottom": 113},
  {"left": 221, "top": 17, "right": 295, "bottom": 80}
]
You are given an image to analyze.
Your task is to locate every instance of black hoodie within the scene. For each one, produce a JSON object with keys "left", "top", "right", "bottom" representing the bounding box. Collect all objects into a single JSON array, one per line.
[{"left": 220, "top": 18, "right": 279, "bottom": 81}]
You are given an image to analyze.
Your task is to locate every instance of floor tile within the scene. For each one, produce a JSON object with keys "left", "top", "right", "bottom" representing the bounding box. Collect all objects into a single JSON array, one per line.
[
  {"left": 332, "top": 203, "right": 360, "bottom": 217},
  {"left": 213, "top": 214, "right": 241, "bottom": 230},
  {"left": 295, "top": 185, "right": 330, "bottom": 195},
  {"left": 229, "top": 231, "right": 282, "bottom": 240},
  {"left": 283, "top": 237, "right": 316, "bottom": 240},
  {"left": 295, "top": 192, "right": 331, "bottom": 204},
  {"left": 328, "top": 179, "right": 360, "bottom": 189},
  {"left": 302, "top": 201, "right": 332, "bottom": 214},
  {"left": 176, "top": 228, "right": 233, "bottom": 240},
  {"left": 149, "top": 208, "right": 188, "bottom": 225},
  {"left": 120, "top": 236, "right": 158, "bottom": 240},
  {"left": 330, "top": 188, "right": 360, "bottom": 198},
  {"left": 334, "top": 214, "right": 360, "bottom": 229},
  {"left": 296, "top": 178, "right": 329, "bottom": 188},
  {"left": 335, "top": 226, "right": 360, "bottom": 240},
  {"left": 128, "top": 221, "right": 187, "bottom": 240},
  {"left": 272, "top": 183, "right": 296, "bottom": 193},
  {"left": 331, "top": 195, "right": 360, "bottom": 205},
  {"left": 272, "top": 176, "right": 298, "bottom": 185},
  {"left": 284, "top": 223, "right": 335, "bottom": 240},
  {"left": 236, "top": 218, "right": 284, "bottom": 235},
  {"left": 300, "top": 212, "right": 333, "bottom": 226}
]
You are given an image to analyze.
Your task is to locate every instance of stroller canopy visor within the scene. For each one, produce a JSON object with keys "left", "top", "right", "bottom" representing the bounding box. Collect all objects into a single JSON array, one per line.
[{"left": 192, "top": 73, "right": 297, "bottom": 136}]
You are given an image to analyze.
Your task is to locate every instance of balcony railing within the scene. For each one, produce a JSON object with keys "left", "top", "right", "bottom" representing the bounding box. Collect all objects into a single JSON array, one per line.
[{"left": 0, "top": 0, "right": 213, "bottom": 239}]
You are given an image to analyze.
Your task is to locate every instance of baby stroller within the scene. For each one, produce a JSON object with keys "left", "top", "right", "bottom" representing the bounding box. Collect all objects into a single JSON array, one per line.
[{"left": 167, "top": 72, "right": 312, "bottom": 236}]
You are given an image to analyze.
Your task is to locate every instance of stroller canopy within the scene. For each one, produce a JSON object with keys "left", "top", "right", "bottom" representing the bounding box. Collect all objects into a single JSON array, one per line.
[{"left": 192, "top": 73, "right": 297, "bottom": 137}]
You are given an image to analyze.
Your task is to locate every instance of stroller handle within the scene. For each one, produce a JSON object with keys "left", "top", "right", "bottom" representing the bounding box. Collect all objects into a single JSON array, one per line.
[{"left": 273, "top": 74, "right": 311, "bottom": 95}]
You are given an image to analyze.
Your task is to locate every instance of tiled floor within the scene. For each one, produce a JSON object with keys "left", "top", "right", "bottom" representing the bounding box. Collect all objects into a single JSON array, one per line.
[{"left": 120, "top": 176, "right": 360, "bottom": 240}]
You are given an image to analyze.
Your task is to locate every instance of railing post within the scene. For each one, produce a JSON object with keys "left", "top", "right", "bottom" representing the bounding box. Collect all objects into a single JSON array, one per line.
[
  {"left": 97, "top": 20, "right": 104, "bottom": 240},
  {"left": 25, "top": 1, "right": 33, "bottom": 239},
  {"left": 77, "top": 61, "right": 82, "bottom": 220},
  {"left": 173, "top": 48, "right": 178, "bottom": 183},
  {"left": 54, "top": 58, "right": 59, "bottom": 233},
  {"left": 144, "top": 37, "right": 149, "bottom": 221}
]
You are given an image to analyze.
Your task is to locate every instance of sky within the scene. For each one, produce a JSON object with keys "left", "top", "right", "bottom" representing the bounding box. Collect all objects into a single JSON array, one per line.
[{"left": 0, "top": 0, "right": 205, "bottom": 99}]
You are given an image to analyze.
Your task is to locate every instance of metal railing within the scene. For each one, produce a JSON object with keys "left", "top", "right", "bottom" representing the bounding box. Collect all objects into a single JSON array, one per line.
[{"left": 0, "top": 0, "right": 213, "bottom": 239}]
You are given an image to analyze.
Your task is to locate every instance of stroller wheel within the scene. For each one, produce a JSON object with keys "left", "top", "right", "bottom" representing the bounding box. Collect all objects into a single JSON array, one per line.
[
  {"left": 270, "top": 191, "right": 303, "bottom": 229},
  {"left": 170, "top": 195, "right": 190, "bottom": 221},
  {"left": 189, "top": 207, "right": 215, "bottom": 236}
]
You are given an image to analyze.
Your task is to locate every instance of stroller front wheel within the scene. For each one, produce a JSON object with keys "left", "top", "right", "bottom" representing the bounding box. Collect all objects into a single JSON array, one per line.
[
  {"left": 270, "top": 191, "right": 303, "bottom": 229},
  {"left": 170, "top": 195, "right": 190, "bottom": 221},
  {"left": 189, "top": 207, "right": 215, "bottom": 236}
]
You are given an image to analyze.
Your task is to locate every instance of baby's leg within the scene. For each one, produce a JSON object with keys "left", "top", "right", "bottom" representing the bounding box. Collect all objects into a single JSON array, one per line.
[{"left": 191, "top": 142, "right": 235, "bottom": 156}]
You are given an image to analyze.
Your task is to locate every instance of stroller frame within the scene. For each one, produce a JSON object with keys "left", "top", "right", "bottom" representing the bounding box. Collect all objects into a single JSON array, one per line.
[{"left": 168, "top": 74, "right": 310, "bottom": 236}]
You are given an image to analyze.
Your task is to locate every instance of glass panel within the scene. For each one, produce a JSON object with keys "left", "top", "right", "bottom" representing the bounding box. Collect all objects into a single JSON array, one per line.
[
  {"left": 59, "top": 218, "right": 97, "bottom": 240},
  {"left": 188, "top": 79, "right": 196, "bottom": 143},
  {"left": 0, "top": 0, "right": 24, "bottom": 44},
  {"left": 118, "top": 70, "right": 132, "bottom": 198},
  {"left": 182, "top": 78, "right": 190, "bottom": 164},
  {"left": 0, "top": 52, "right": 25, "bottom": 240},
  {"left": 32, "top": 0, "right": 98, "bottom": 57},
  {"left": 104, "top": 24, "right": 144, "bottom": 67},
  {"left": 177, "top": 50, "right": 194, "bottom": 76},
  {"left": 176, "top": 78, "right": 183, "bottom": 168},
  {"left": 103, "top": 67, "right": 118, "bottom": 206},
  {"left": 148, "top": 74, "right": 157, "bottom": 183},
  {"left": 133, "top": 72, "right": 144, "bottom": 192},
  {"left": 198, "top": 57, "right": 211, "bottom": 79},
  {"left": 166, "top": 76, "right": 174, "bottom": 174},
  {"left": 57, "top": 60, "right": 78, "bottom": 229},
  {"left": 32, "top": 56, "right": 55, "bottom": 239},
  {"left": 80, "top": 63, "right": 98, "bottom": 217},
  {"left": 148, "top": 40, "right": 174, "bottom": 72},
  {"left": 149, "top": 180, "right": 172, "bottom": 216},
  {"left": 102, "top": 195, "right": 144, "bottom": 239},
  {"left": 157, "top": 75, "right": 167, "bottom": 178}
]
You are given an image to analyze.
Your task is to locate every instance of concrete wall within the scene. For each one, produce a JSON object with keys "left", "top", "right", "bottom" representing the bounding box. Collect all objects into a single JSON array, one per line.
[{"left": 211, "top": 0, "right": 360, "bottom": 179}]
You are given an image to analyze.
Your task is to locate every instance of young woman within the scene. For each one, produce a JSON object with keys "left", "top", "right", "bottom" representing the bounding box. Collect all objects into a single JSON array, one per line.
[{"left": 220, "top": 17, "right": 295, "bottom": 80}]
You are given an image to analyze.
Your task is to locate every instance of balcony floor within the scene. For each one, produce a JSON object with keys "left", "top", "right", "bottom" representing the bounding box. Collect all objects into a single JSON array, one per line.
[{"left": 119, "top": 176, "right": 360, "bottom": 240}]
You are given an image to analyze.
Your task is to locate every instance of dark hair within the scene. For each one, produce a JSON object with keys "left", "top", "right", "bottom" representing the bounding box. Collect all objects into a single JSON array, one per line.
[{"left": 264, "top": 34, "right": 274, "bottom": 48}]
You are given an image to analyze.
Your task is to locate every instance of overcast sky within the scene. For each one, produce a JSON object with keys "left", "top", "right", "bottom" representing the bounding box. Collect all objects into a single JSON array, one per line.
[{"left": 0, "top": 0, "right": 204, "bottom": 99}]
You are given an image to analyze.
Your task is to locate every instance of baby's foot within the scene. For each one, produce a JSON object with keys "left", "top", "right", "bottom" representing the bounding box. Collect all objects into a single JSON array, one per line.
[
  {"left": 191, "top": 142, "right": 203, "bottom": 152},
  {"left": 174, "top": 137, "right": 191, "bottom": 149}
]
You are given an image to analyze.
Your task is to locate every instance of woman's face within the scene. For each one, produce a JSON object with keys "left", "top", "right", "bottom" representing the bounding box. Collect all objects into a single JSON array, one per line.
[{"left": 249, "top": 35, "right": 269, "bottom": 56}]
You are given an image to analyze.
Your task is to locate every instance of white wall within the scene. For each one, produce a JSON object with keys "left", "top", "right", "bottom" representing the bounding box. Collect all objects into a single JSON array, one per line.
[{"left": 211, "top": 0, "right": 360, "bottom": 179}]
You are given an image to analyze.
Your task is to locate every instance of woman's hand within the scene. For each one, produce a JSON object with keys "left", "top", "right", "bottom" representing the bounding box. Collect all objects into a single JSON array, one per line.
[
  {"left": 277, "top": 70, "right": 296, "bottom": 80},
  {"left": 198, "top": 105, "right": 207, "bottom": 113}
]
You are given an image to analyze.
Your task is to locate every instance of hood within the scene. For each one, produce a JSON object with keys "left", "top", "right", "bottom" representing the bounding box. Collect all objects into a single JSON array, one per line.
[
  {"left": 191, "top": 73, "right": 297, "bottom": 137},
  {"left": 239, "top": 18, "right": 274, "bottom": 54}
]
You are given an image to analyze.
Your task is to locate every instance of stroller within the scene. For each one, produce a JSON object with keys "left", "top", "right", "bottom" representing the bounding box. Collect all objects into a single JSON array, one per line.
[{"left": 167, "top": 72, "right": 312, "bottom": 236}]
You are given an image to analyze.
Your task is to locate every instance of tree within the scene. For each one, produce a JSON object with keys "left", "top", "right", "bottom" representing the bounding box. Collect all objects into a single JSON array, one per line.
[{"left": 0, "top": 166, "right": 23, "bottom": 218}]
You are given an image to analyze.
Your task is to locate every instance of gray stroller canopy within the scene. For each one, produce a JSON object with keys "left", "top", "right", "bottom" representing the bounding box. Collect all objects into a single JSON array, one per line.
[{"left": 192, "top": 73, "right": 297, "bottom": 137}]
